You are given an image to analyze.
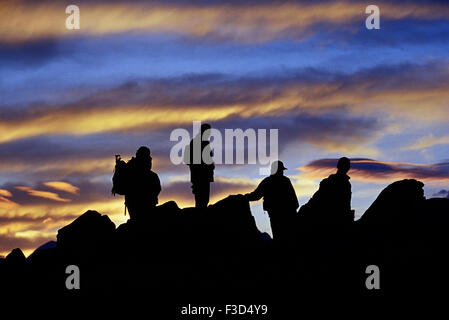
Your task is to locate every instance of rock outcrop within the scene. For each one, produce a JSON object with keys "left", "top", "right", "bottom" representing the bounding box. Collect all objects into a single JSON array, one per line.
[{"left": 1, "top": 181, "right": 448, "bottom": 307}]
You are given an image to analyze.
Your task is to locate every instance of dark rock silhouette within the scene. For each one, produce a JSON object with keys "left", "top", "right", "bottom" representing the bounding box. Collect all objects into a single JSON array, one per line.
[
  {"left": 0, "top": 248, "right": 28, "bottom": 296},
  {"left": 359, "top": 179, "right": 425, "bottom": 226},
  {"left": 27, "top": 240, "right": 57, "bottom": 262},
  {"left": 4, "top": 247, "right": 26, "bottom": 265},
  {"left": 354, "top": 179, "right": 449, "bottom": 293},
  {"left": 57, "top": 210, "right": 115, "bottom": 259},
  {"left": 1, "top": 178, "right": 449, "bottom": 310}
]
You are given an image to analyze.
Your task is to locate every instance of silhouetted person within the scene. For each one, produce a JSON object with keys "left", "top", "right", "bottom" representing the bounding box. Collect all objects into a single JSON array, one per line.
[
  {"left": 245, "top": 161, "right": 299, "bottom": 244},
  {"left": 184, "top": 123, "right": 215, "bottom": 208},
  {"left": 125, "top": 146, "right": 161, "bottom": 220},
  {"left": 331, "top": 157, "right": 352, "bottom": 219},
  {"left": 301, "top": 157, "right": 353, "bottom": 225}
]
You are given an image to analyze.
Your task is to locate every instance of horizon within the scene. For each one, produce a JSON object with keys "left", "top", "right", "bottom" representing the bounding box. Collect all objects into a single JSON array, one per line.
[{"left": 1, "top": 0, "right": 449, "bottom": 257}]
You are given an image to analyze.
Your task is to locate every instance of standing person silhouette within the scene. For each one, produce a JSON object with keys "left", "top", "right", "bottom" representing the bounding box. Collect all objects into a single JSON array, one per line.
[
  {"left": 184, "top": 123, "right": 215, "bottom": 208},
  {"left": 245, "top": 161, "right": 299, "bottom": 244},
  {"left": 125, "top": 146, "right": 161, "bottom": 220}
]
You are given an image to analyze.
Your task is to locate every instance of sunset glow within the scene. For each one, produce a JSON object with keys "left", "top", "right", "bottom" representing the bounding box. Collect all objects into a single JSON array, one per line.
[{"left": 1, "top": 0, "right": 448, "bottom": 257}]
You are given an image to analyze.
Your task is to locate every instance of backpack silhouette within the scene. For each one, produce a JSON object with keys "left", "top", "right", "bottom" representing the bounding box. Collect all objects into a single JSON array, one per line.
[{"left": 111, "top": 154, "right": 130, "bottom": 196}]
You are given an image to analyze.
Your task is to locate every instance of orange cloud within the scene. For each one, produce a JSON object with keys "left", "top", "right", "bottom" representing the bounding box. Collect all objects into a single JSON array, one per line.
[
  {"left": 404, "top": 134, "right": 449, "bottom": 150},
  {"left": 0, "top": 197, "right": 126, "bottom": 256},
  {"left": 0, "top": 189, "right": 13, "bottom": 198},
  {"left": 43, "top": 181, "right": 79, "bottom": 194},
  {"left": 1, "top": 1, "right": 449, "bottom": 43},
  {"left": 0, "top": 104, "right": 239, "bottom": 145},
  {"left": 299, "top": 158, "right": 449, "bottom": 184},
  {"left": 0, "top": 189, "right": 19, "bottom": 209},
  {"left": 0, "top": 72, "right": 448, "bottom": 148},
  {"left": 0, "top": 157, "right": 114, "bottom": 176},
  {"left": 15, "top": 186, "right": 71, "bottom": 202}
]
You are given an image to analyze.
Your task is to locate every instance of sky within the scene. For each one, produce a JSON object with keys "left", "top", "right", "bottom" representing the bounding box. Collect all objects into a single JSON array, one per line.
[{"left": 1, "top": 0, "right": 449, "bottom": 257}]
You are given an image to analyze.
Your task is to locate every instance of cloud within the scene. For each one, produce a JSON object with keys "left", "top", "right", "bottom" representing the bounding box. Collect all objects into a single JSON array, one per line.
[
  {"left": 0, "top": 101, "right": 238, "bottom": 145},
  {"left": 42, "top": 181, "right": 79, "bottom": 195},
  {"left": 0, "top": 190, "right": 12, "bottom": 197},
  {"left": 0, "top": 108, "right": 384, "bottom": 186},
  {"left": 432, "top": 189, "right": 449, "bottom": 198},
  {"left": 0, "top": 212, "right": 81, "bottom": 240},
  {"left": 0, "top": 134, "right": 186, "bottom": 183},
  {"left": 0, "top": 38, "right": 60, "bottom": 66},
  {"left": 2, "top": 1, "right": 449, "bottom": 44},
  {"left": 14, "top": 186, "right": 72, "bottom": 203},
  {"left": 0, "top": 233, "right": 54, "bottom": 257},
  {"left": 211, "top": 112, "right": 383, "bottom": 156},
  {"left": 404, "top": 134, "right": 449, "bottom": 150},
  {"left": 0, "top": 189, "right": 19, "bottom": 209},
  {"left": 1, "top": 61, "right": 448, "bottom": 146},
  {"left": 0, "top": 179, "right": 103, "bottom": 207},
  {"left": 0, "top": 212, "right": 78, "bottom": 226},
  {"left": 300, "top": 158, "right": 449, "bottom": 183}
]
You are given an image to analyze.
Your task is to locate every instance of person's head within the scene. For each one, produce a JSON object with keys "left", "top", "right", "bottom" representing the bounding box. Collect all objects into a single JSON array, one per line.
[
  {"left": 337, "top": 157, "right": 350, "bottom": 174},
  {"left": 271, "top": 160, "right": 287, "bottom": 175},
  {"left": 136, "top": 146, "right": 152, "bottom": 168},
  {"left": 201, "top": 123, "right": 212, "bottom": 139}
]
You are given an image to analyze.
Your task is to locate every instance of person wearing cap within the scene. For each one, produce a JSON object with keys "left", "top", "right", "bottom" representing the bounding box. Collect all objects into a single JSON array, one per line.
[
  {"left": 245, "top": 161, "right": 299, "bottom": 244},
  {"left": 125, "top": 146, "right": 161, "bottom": 220}
]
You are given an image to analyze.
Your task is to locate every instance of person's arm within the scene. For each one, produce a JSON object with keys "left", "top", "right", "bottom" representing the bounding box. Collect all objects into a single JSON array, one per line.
[{"left": 245, "top": 179, "right": 265, "bottom": 201}]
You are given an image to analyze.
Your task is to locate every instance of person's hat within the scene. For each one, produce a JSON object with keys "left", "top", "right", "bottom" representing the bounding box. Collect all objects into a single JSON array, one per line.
[{"left": 271, "top": 160, "right": 287, "bottom": 174}]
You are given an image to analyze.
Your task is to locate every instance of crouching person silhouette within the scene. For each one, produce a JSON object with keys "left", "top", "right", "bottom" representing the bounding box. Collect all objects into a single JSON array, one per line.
[
  {"left": 299, "top": 157, "right": 354, "bottom": 226},
  {"left": 245, "top": 161, "right": 299, "bottom": 246},
  {"left": 112, "top": 146, "right": 161, "bottom": 221},
  {"left": 327, "top": 157, "right": 353, "bottom": 223}
]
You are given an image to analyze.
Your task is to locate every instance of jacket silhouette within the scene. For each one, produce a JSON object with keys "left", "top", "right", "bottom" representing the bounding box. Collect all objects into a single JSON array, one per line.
[
  {"left": 125, "top": 146, "right": 161, "bottom": 220},
  {"left": 184, "top": 123, "right": 215, "bottom": 208},
  {"left": 245, "top": 161, "right": 299, "bottom": 243}
]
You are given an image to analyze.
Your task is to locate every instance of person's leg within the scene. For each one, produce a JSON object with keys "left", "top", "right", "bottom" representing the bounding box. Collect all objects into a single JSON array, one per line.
[
  {"left": 270, "top": 214, "right": 295, "bottom": 248},
  {"left": 194, "top": 181, "right": 210, "bottom": 208},
  {"left": 194, "top": 188, "right": 202, "bottom": 208},
  {"left": 269, "top": 215, "right": 280, "bottom": 242},
  {"left": 203, "top": 182, "right": 210, "bottom": 207},
  {"left": 126, "top": 204, "right": 137, "bottom": 221}
]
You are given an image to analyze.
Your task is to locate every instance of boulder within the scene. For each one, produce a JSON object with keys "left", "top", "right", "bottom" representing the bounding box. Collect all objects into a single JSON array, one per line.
[
  {"left": 359, "top": 179, "right": 425, "bottom": 227},
  {"left": 4, "top": 248, "right": 27, "bottom": 266},
  {"left": 57, "top": 210, "right": 115, "bottom": 261}
]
